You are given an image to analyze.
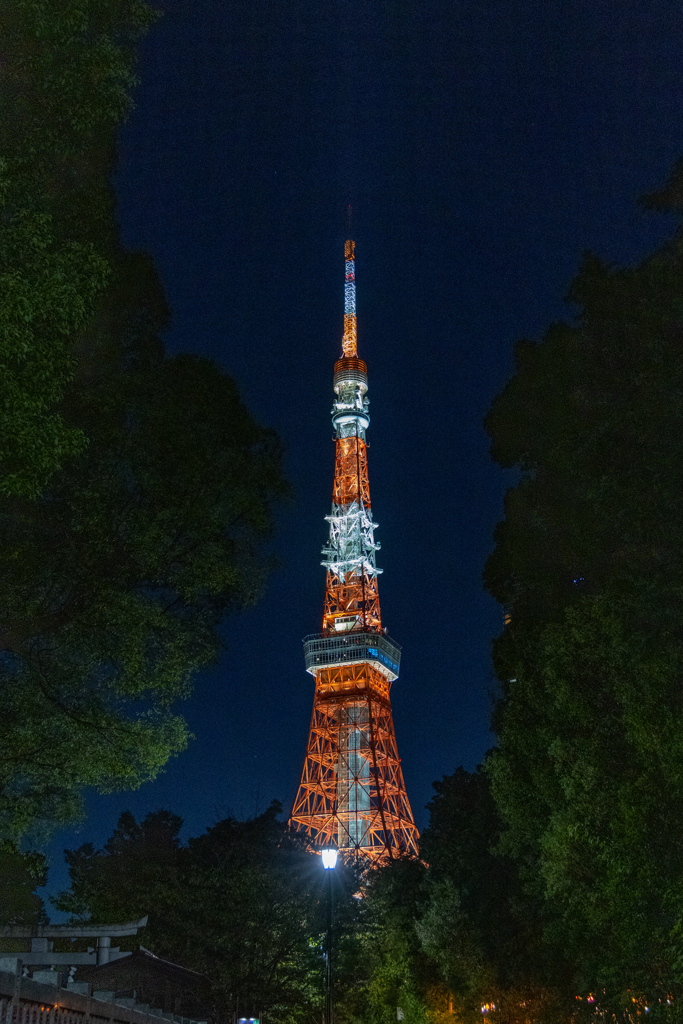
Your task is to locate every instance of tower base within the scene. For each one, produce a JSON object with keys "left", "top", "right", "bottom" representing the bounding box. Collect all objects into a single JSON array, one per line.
[{"left": 290, "top": 663, "right": 419, "bottom": 865}]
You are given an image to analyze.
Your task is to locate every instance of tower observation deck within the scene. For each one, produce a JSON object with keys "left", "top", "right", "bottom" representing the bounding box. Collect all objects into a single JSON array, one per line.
[{"left": 289, "top": 240, "right": 419, "bottom": 865}]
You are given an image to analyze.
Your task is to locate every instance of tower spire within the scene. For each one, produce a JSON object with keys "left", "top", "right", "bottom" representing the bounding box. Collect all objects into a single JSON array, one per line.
[{"left": 289, "top": 241, "right": 419, "bottom": 865}]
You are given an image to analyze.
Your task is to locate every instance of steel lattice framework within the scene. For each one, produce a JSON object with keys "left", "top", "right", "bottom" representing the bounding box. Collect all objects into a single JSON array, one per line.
[{"left": 289, "top": 240, "right": 419, "bottom": 865}]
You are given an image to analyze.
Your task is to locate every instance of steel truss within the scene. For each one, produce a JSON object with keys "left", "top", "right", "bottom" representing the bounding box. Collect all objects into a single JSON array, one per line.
[
  {"left": 323, "top": 434, "right": 381, "bottom": 633},
  {"left": 290, "top": 665, "right": 419, "bottom": 864}
]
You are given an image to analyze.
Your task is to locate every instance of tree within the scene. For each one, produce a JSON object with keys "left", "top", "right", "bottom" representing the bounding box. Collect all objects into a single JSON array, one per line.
[
  {"left": 168, "top": 804, "right": 326, "bottom": 1021},
  {"left": 0, "top": 847, "right": 47, "bottom": 928},
  {"left": 0, "top": 4, "right": 291, "bottom": 842},
  {"left": 56, "top": 809, "right": 183, "bottom": 925},
  {"left": 0, "top": 262, "right": 289, "bottom": 840},
  {"left": 56, "top": 804, "right": 337, "bottom": 1024},
  {"left": 0, "top": 0, "right": 156, "bottom": 497},
  {"left": 419, "top": 769, "right": 554, "bottom": 1003},
  {"left": 484, "top": 190, "right": 683, "bottom": 1007},
  {"left": 328, "top": 771, "right": 564, "bottom": 1024}
]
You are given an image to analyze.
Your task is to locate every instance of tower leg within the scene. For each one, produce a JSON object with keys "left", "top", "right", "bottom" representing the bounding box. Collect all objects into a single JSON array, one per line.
[{"left": 290, "top": 667, "right": 419, "bottom": 863}]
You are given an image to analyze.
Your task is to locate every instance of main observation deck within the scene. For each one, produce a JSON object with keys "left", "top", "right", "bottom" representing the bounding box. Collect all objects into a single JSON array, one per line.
[{"left": 303, "top": 630, "right": 401, "bottom": 682}]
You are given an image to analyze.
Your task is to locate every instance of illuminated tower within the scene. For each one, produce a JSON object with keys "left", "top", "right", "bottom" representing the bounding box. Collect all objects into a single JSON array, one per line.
[{"left": 289, "top": 240, "right": 419, "bottom": 865}]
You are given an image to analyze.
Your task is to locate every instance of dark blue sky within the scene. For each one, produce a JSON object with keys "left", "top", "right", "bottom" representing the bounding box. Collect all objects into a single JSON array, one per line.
[{"left": 45, "top": 0, "right": 683, "bottom": 907}]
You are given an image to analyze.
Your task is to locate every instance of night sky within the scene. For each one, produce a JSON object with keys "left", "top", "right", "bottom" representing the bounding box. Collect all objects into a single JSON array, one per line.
[{"left": 45, "top": 0, "right": 683, "bottom": 907}]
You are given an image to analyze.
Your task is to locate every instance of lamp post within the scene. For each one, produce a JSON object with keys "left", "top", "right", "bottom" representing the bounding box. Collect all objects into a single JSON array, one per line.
[{"left": 321, "top": 848, "right": 338, "bottom": 1024}]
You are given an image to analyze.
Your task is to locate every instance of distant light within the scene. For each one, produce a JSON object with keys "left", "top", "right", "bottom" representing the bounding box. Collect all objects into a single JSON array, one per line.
[{"left": 321, "top": 848, "right": 338, "bottom": 870}]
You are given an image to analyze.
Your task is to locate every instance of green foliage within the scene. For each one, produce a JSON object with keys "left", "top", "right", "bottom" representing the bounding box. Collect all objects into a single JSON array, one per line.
[
  {"left": 336, "top": 773, "right": 558, "bottom": 1024},
  {"left": 172, "top": 805, "right": 327, "bottom": 1021},
  {"left": 484, "top": 193, "right": 683, "bottom": 1006},
  {"left": 332, "top": 856, "right": 434, "bottom": 1024},
  {"left": 0, "top": 1, "right": 290, "bottom": 841},
  {"left": 420, "top": 769, "right": 550, "bottom": 998},
  {"left": 0, "top": 846, "right": 47, "bottom": 927},
  {"left": 56, "top": 804, "right": 338, "bottom": 1024},
  {"left": 0, "top": 194, "right": 110, "bottom": 497},
  {"left": 3, "top": 0, "right": 157, "bottom": 152},
  {"left": 368, "top": 860, "right": 430, "bottom": 1023},
  {"left": 0, "top": 259, "right": 288, "bottom": 841},
  {"left": 0, "top": 0, "right": 156, "bottom": 496},
  {"left": 56, "top": 809, "right": 183, "bottom": 923}
]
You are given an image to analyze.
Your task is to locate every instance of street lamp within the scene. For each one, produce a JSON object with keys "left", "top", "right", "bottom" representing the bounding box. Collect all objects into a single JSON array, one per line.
[
  {"left": 322, "top": 848, "right": 338, "bottom": 1024},
  {"left": 321, "top": 849, "right": 338, "bottom": 870}
]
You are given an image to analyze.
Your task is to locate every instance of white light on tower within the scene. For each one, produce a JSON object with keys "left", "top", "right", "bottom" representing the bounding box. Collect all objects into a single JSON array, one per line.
[{"left": 321, "top": 848, "right": 338, "bottom": 870}]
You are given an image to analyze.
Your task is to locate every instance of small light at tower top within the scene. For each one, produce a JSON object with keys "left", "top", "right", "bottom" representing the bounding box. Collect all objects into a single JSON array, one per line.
[{"left": 342, "top": 239, "right": 357, "bottom": 358}]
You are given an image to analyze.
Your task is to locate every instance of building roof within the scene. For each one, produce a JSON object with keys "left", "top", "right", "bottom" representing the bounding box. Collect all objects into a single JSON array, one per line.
[{"left": 77, "top": 946, "right": 210, "bottom": 990}]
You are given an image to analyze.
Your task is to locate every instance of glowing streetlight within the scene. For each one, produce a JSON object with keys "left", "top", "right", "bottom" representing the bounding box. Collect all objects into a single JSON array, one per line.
[{"left": 321, "top": 848, "right": 338, "bottom": 870}]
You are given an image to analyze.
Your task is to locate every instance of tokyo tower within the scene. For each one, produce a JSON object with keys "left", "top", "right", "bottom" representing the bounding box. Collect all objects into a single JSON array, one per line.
[{"left": 289, "top": 239, "right": 419, "bottom": 864}]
